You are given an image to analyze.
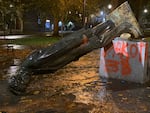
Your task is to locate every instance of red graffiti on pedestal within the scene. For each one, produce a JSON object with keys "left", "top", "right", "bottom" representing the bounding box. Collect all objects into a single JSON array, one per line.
[{"left": 102, "top": 41, "right": 147, "bottom": 76}]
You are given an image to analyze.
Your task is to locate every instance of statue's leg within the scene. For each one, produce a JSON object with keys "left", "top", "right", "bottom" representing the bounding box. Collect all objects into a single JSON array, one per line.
[
  {"left": 43, "top": 22, "right": 135, "bottom": 70},
  {"left": 8, "top": 20, "right": 114, "bottom": 95}
]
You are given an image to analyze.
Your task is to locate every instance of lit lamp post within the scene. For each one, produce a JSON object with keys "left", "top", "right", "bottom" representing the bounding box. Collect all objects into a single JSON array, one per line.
[
  {"left": 107, "top": 4, "right": 112, "bottom": 10},
  {"left": 143, "top": 8, "right": 148, "bottom": 13},
  {"left": 9, "top": 4, "right": 14, "bottom": 34},
  {"left": 143, "top": 8, "right": 148, "bottom": 28},
  {"left": 107, "top": 4, "right": 112, "bottom": 13}
]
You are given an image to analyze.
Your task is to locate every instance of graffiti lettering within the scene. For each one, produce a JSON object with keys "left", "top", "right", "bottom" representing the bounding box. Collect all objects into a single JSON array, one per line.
[
  {"left": 101, "top": 40, "right": 147, "bottom": 76},
  {"left": 120, "top": 55, "right": 131, "bottom": 75},
  {"left": 105, "top": 59, "right": 119, "bottom": 73},
  {"left": 113, "top": 41, "right": 146, "bottom": 62},
  {"left": 129, "top": 44, "right": 138, "bottom": 58},
  {"left": 121, "top": 42, "right": 128, "bottom": 57}
]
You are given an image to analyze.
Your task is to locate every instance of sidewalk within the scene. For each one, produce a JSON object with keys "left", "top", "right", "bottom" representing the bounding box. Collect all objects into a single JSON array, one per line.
[{"left": 0, "top": 35, "right": 30, "bottom": 40}]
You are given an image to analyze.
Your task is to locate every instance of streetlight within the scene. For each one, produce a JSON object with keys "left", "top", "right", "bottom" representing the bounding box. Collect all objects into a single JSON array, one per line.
[
  {"left": 9, "top": 4, "right": 14, "bottom": 34},
  {"left": 68, "top": 11, "right": 71, "bottom": 14},
  {"left": 144, "top": 8, "right": 148, "bottom": 13},
  {"left": 107, "top": 4, "right": 112, "bottom": 10},
  {"left": 9, "top": 4, "right": 13, "bottom": 8}
]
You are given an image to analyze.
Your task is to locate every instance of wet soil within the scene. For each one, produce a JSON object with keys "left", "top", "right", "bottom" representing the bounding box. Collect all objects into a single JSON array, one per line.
[{"left": 0, "top": 47, "right": 150, "bottom": 113}]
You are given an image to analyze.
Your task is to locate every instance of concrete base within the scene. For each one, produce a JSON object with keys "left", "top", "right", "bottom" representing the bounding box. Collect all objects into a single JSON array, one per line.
[{"left": 99, "top": 38, "right": 150, "bottom": 83}]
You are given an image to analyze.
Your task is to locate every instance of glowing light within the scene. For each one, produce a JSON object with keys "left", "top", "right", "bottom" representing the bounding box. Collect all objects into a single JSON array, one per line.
[
  {"left": 69, "top": 11, "right": 71, "bottom": 14},
  {"left": 79, "top": 14, "right": 82, "bottom": 17},
  {"left": 108, "top": 4, "right": 112, "bottom": 9},
  {"left": 90, "top": 14, "right": 95, "bottom": 18},
  {"left": 100, "top": 11, "right": 106, "bottom": 22},
  {"left": 58, "top": 21, "right": 62, "bottom": 27},
  {"left": 68, "top": 21, "right": 73, "bottom": 25},
  {"left": 46, "top": 19, "right": 50, "bottom": 22},
  {"left": 67, "top": 21, "right": 74, "bottom": 27},
  {"left": 45, "top": 19, "right": 50, "bottom": 29},
  {"left": 144, "top": 9, "right": 148, "bottom": 13},
  {"left": 9, "top": 4, "right": 13, "bottom": 8},
  {"left": 100, "top": 11, "right": 104, "bottom": 15}
]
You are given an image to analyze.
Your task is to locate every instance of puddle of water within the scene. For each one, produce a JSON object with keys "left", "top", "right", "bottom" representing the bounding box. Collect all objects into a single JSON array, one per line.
[
  {"left": 0, "top": 80, "right": 20, "bottom": 106},
  {"left": 2, "top": 44, "right": 27, "bottom": 50},
  {"left": 13, "top": 59, "right": 21, "bottom": 65},
  {"left": 97, "top": 87, "right": 107, "bottom": 101},
  {"left": 6, "top": 59, "right": 21, "bottom": 78},
  {"left": 7, "top": 66, "right": 19, "bottom": 78},
  {"left": 0, "top": 35, "right": 30, "bottom": 39}
]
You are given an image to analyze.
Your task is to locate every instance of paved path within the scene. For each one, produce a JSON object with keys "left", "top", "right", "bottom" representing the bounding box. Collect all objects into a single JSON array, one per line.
[
  {"left": 0, "top": 49, "right": 150, "bottom": 113},
  {"left": 0, "top": 35, "right": 30, "bottom": 39}
]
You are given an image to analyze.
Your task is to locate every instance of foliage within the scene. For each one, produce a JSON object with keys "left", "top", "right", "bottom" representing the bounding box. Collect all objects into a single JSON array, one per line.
[
  {"left": 1, "top": 0, "right": 106, "bottom": 35},
  {"left": 0, "top": 0, "right": 24, "bottom": 31},
  {"left": 145, "top": 1, "right": 150, "bottom": 20},
  {"left": 21, "top": 0, "right": 104, "bottom": 35}
]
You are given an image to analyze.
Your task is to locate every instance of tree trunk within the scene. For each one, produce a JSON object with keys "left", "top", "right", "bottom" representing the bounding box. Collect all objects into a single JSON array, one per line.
[
  {"left": 16, "top": 10, "right": 23, "bottom": 32},
  {"left": 19, "top": 17, "right": 23, "bottom": 32},
  {"left": 53, "top": 17, "right": 59, "bottom": 36}
]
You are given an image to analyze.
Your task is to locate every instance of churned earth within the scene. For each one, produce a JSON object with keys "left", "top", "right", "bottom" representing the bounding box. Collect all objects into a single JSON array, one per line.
[{"left": 0, "top": 46, "right": 150, "bottom": 113}]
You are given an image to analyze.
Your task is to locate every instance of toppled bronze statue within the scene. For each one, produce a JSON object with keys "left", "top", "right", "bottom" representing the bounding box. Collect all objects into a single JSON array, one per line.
[{"left": 8, "top": 2, "right": 143, "bottom": 95}]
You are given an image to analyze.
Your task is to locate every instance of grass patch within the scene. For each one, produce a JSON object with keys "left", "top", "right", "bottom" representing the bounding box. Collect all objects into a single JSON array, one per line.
[
  {"left": 8, "top": 36, "right": 60, "bottom": 46},
  {"left": 144, "top": 37, "right": 150, "bottom": 41}
]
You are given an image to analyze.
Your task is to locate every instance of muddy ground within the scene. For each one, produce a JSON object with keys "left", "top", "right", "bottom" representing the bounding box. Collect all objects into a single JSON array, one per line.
[{"left": 0, "top": 47, "right": 150, "bottom": 113}]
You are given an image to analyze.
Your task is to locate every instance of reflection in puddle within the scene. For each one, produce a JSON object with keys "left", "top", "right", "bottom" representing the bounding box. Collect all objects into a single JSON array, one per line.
[
  {"left": 7, "top": 66, "right": 19, "bottom": 78},
  {"left": 7, "top": 59, "right": 21, "bottom": 78},
  {"left": 2, "top": 44, "right": 27, "bottom": 50},
  {"left": 97, "top": 87, "right": 107, "bottom": 102},
  {"left": 0, "top": 35, "right": 30, "bottom": 39},
  {"left": 13, "top": 59, "right": 21, "bottom": 65}
]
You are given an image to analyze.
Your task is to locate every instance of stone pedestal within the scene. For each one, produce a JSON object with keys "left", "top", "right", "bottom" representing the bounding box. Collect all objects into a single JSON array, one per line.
[{"left": 99, "top": 39, "right": 150, "bottom": 83}]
